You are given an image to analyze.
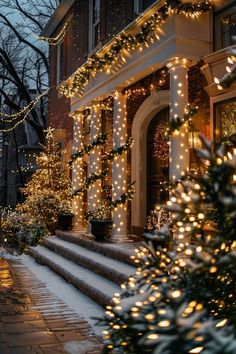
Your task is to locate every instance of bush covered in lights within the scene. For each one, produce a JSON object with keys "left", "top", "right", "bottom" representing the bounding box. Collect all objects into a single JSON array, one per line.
[
  {"left": 98, "top": 135, "right": 236, "bottom": 354},
  {"left": 0, "top": 208, "right": 46, "bottom": 254},
  {"left": 18, "top": 128, "right": 72, "bottom": 234}
]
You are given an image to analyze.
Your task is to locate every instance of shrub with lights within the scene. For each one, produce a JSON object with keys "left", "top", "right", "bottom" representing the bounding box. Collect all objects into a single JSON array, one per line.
[
  {"left": 18, "top": 128, "right": 72, "bottom": 234},
  {"left": 98, "top": 135, "right": 236, "bottom": 354}
]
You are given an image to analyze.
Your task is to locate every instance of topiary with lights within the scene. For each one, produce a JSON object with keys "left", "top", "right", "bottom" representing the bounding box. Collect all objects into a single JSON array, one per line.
[
  {"left": 97, "top": 135, "right": 236, "bottom": 354},
  {"left": 18, "top": 128, "right": 72, "bottom": 234}
]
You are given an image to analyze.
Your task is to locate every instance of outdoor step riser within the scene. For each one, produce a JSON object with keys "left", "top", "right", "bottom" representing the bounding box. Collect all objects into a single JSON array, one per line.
[
  {"left": 29, "top": 249, "right": 114, "bottom": 308},
  {"left": 56, "top": 230, "right": 135, "bottom": 266},
  {"left": 44, "top": 239, "right": 129, "bottom": 286}
]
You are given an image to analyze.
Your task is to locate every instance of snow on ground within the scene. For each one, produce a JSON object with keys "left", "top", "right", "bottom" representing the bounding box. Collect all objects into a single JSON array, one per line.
[
  {"left": 0, "top": 247, "right": 21, "bottom": 259},
  {"left": 4, "top": 252, "right": 104, "bottom": 335}
]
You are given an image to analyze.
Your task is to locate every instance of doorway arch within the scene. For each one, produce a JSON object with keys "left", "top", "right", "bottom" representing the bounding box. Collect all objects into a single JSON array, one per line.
[{"left": 131, "top": 89, "right": 169, "bottom": 235}]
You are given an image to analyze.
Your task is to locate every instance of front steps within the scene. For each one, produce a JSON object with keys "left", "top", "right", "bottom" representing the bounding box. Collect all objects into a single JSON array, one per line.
[{"left": 30, "top": 232, "right": 141, "bottom": 308}]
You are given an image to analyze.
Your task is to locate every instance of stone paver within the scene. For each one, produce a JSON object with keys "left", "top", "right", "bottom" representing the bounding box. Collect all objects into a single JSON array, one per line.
[{"left": 0, "top": 258, "right": 103, "bottom": 354}]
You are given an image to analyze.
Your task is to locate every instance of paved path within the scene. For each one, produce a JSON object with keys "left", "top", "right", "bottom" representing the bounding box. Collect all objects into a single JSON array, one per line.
[{"left": 0, "top": 258, "right": 103, "bottom": 354}]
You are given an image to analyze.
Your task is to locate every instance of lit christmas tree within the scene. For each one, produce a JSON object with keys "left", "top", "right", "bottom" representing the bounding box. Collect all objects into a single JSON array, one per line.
[
  {"left": 19, "top": 128, "right": 71, "bottom": 233},
  {"left": 98, "top": 135, "right": 236, "bottom": 354}
]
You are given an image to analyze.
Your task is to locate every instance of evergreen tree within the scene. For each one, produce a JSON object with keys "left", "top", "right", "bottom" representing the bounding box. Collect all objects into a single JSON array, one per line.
[
  {"left": 98, "top": 136, "right": 236, "bottom": 354},
  {"left": 19, "top": 128, "right": 71, "bottom": 233}
]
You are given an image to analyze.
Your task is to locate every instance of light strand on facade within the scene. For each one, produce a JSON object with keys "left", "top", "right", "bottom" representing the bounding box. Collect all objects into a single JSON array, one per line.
[
  {"left": 37, "top": 23, "right": 67, "bottom": 45},
  {"left": 60, "top": 1, "right": 211, "bottom": 98}
]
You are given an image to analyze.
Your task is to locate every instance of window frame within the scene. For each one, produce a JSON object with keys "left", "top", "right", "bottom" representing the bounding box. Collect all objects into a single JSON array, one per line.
[
  {"left": 88, "top": 0, "right": 101, "bottom": 52},
  {"left": 214, "top": 2, "right": 236, "bottom": 51}
]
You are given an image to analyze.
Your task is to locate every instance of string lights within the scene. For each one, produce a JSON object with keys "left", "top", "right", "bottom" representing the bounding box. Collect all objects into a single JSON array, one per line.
[
  {"left": 60, "top": 0, "right": 211, "bottom": 98},
  {"left": 37, "top": 23, "right": 67, "bottom": 45},
  {"left": 0, "top": 89, "right": 49, "bottom": 133}
]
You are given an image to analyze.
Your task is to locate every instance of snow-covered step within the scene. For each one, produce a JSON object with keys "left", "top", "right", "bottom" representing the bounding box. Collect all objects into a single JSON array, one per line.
[
  {"left": 56, "top": 230, "right": 143, "bottom": 266},
  {"left": 44, "top": 236, "right": 135, "bottom": 285},
  {"left": 29, "top": 246, "right": 121, "bottom": 307}
]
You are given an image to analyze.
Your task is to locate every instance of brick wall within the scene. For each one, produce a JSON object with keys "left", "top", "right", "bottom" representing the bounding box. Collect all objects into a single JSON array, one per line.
[{"left": 188, "top": 62, "right": 210, "bottom": 139}]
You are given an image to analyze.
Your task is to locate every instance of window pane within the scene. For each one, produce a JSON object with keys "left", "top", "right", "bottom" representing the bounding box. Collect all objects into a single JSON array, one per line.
[
  {"left": 94, "top": 23, "right": 100, "bottom": 46},
  {"left": 221, "top": 12, "right": 236, "bottom": 47},
  {"left": 93, "top": 0, "right": 100, "bottom": 23},
  {"left": 215, "top": 99, "right": 236, "bottom": 141},
  {"left": 142, "top": 0, "right": 156, "bottom": 11}
]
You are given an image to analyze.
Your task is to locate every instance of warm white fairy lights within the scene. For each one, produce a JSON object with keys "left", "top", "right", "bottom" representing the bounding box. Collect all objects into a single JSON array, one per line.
[
  {"left": 111, "top": 91, "right": 128, "bottom": 241},
  {"left": 37, "top": 23, "right": 67, "bottom": 46},
  {"left": 71, "top": 112, "right": 84, "bottom": 230},
  {"left": 167, "top": 58, "right": 191, "bottom": 181},
  {"left": 0, "top": 89, "right": 49, "bottom": 133},
  {"left": 89, "top": 104, "right": 102, "bottom": 213}
]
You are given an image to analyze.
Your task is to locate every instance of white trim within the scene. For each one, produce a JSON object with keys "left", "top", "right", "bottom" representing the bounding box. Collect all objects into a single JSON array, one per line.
[
  {"left": 210, "top": 89, "right": 236, "bottom": 140},
  {"left": 88, "top": 0, "right": 101, "bottom": 53},
  {"left": 131, "top": 89, "right": 170, "bottom": 230}
]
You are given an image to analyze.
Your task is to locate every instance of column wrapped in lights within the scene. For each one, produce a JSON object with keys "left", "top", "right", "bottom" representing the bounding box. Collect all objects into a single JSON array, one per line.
[
  {"left": 88, "top": 103, "right": 102, "bottom": 213},
  {"left": 72, "top": 112, "right": 84, "bottom": 230},
  {"left": 111, "top": 90, "right": 129, "bottom": 243},
  {"left": 167, "top": 58, "right": 191, "bottom": 180}
]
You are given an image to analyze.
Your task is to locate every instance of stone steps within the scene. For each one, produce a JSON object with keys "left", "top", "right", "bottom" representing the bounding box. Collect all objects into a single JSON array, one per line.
[
  {"left": 29, "top": 233, "right": 139, "bottom": 308},
  {"left": 44, "top": 236, "right": 135, "bottom": 285}
]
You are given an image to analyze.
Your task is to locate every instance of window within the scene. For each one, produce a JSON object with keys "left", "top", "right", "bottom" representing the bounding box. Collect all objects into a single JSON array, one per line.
[
  {"left": 221, "top": 12, "right": 236, "bottom": 48},
  {"left": 214, "top": 98, "right": 236, "bottom": 141},
  {"left": 134, "top": 0, "right": 156, "bottom": 14},
  {"left": 214, "top": 2, "right": 236, "bottom": 50},
  {"left": 89, "top": 0, "right": 101, "bottom": 51},
  {"left": 57, "top": 40, "right": 64, "bottom": 84}
]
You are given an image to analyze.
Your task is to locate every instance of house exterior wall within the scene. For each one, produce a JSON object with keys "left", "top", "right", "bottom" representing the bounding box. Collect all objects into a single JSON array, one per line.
[{"left": 44, "top": 0, "right": 236, "bottom": 240}]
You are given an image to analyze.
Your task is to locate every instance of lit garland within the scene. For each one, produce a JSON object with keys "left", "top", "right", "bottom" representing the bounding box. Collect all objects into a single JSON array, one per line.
[
  {"left": 69, "top": 133, "right": 107, "bottom": 165},
  {"left": 60, "top": 0, "right": 211, "bottom": 98},
  {"left": 85, "top": 182, "right": 135, "bottom": 220},
  {"left": 72, "top": 169, "right": 109, "bottom": 197},
  {"left": 110, "top": 181, "right": 135, "bottom": 209},
  {"left": 37, "top": 23, "right": 67, "bottom": 45},
  {"left": 0, "top": 89, "right": 49, "bottom": 133},
  {"left": 106, "top": 137, "right": 134, "bottom": 161},
  {"left": 165, "top": 104, "right": 198, "bottom": 135}
]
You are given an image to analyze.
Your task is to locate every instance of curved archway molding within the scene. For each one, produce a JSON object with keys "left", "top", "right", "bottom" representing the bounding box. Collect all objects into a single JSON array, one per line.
[{"left": 131, "top": 89, "right": 170, "bottom": 235}]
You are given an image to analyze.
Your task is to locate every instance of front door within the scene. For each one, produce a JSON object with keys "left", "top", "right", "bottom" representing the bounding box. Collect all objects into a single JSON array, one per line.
[{"left": 147, "top": 107, "right": 169, "bottom": 214}]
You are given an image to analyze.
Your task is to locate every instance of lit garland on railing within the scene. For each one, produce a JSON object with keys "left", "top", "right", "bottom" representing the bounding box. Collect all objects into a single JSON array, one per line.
[
  {"left": 37, "top": 23, "right": 67, "bottom": 45},
  {"left": 72, "top": 169, "right": 109, "bottom": 197},
  {"left": 0, "top": 89, "right": 49, "bottom": 133},
  {"left": 69, "top": 133, "right": 107, "bottom": 165},
  {"left": 60, "top": 0, "right": 211, "bottom": 98},
  {"left": 106, "top": 137, "right": 134, "bottom": 161}
]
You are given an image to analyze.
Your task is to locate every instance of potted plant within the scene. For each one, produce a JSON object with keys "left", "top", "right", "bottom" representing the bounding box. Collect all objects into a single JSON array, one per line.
[
  {"left": 85, "top": 201, "right": 112, "bottom": 241},
  {"left": 57, "top": 200, "right": 74, "bottom": 231}
]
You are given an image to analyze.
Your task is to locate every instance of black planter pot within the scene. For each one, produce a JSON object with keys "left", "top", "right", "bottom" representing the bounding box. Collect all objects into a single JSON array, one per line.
[
  {"left": 90, "top": 219, "right": 113, "bottom": 241},
  {"left": 58, "top": 213, "right": 74, "bottom": 231}
]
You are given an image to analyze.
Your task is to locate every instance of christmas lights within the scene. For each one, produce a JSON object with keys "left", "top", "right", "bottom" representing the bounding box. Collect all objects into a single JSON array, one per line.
[
  {"left": 60, "top": 0, "right": 211, "bottom": 98},
  {"left": 37, "top": 23, "right": 67, "bottom": 45},
  {"left": 69, "top": 133, "right": 107, "bottom": 165},
  {"left": 0, "top": 89, "right": 49, "bottom": 132}
]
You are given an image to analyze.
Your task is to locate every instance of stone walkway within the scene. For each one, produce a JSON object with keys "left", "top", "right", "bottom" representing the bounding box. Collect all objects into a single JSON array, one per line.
[{"left": 0, "top": 258, "right": 103, "bottom": 354}]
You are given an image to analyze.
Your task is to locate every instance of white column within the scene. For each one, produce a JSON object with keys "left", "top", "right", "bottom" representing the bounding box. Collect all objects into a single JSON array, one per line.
[
  {"left": 88, "top": 103, "right": 102, "bottom": 212},
  {"left": 72, "top": 112, "right": 84, "bottom": 230},
  {"left": 111, "top": 90, "right": 129, "bottom": 243},
  {"left": 167, "top": 59, "right": 191, "bottom": 180}
]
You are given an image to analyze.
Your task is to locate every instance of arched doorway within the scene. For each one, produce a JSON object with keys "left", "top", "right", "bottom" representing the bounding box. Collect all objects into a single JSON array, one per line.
[
  {"left": 131, "top": 90, "right": 170, "bottom": 235},
  {"left": 147, "top": 107, "right": 169, "bottom": 214}
]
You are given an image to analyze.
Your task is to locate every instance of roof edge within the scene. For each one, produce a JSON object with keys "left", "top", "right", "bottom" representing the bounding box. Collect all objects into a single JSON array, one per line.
[{"left": 41, "top": 0, "right": 75, "bottom": 37}]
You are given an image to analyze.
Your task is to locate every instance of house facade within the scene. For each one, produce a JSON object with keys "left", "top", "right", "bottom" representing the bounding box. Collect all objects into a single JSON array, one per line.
[{"left": 42, "top": 0, "right": 236, "bottom": 241}]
